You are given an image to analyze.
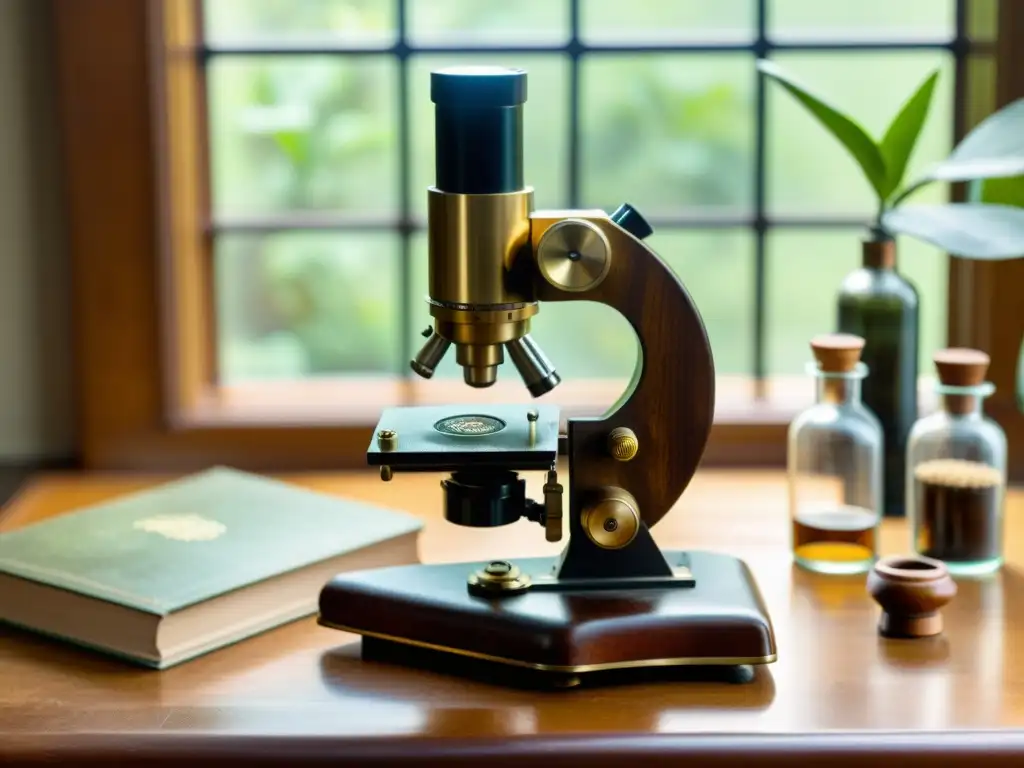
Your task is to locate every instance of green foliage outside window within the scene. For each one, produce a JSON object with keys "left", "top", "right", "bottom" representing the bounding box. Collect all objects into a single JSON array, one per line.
[{"left": 203, "top": 0, "right": 958, "bottom": 385}]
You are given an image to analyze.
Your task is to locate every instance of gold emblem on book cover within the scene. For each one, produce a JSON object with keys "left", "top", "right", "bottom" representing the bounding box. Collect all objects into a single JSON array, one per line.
[{"left": 133, "top": 514, "right": 226, "bottom": 542}]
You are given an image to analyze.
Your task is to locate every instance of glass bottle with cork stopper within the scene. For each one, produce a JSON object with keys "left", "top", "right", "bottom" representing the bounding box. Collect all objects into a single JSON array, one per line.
[
  {"left": 788, "top": 333, "right": 884, "bottom": 575},
  {"left": 908, "top": 348, "right": 1007, "bottom": 576},
  {"left": 837, "top": 230, "right": 919, "bottom": 521}
]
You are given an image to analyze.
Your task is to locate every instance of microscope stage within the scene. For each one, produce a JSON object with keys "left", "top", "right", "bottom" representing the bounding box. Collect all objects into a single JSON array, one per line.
[{"left": 367, "top": 403, "right": 560, "bottom": 472}]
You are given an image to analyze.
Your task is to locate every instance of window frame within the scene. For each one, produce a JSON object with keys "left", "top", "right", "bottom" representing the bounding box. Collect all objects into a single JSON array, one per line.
[{"left": 54, "top": 0, "right": 1023, "bottom": 480}]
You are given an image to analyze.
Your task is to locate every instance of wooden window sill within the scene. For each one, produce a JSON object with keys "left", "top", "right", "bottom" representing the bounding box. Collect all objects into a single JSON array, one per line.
[{"left": 179, "top": 375, "right": 824, "bottom": 428}]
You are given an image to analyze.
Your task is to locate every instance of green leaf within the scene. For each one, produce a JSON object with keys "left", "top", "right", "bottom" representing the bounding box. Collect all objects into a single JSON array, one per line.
[
  {"left": 881, "top": 203, "right": 1024, "bottom": 259},
  {"left": 917, "top": 97, "right": 1024, "bottom": 183},
  {"left": 878, "top": 69, "right": 939, "bottom": 200},
  {"left": 973, "top": 174, "right": 1024, "bottom": 207},
  {"left": 271, "top": 130, "right": 309, "bottom": 168},
  {"left": 757, "top": 59, "right": 887, "bottom": 200}
]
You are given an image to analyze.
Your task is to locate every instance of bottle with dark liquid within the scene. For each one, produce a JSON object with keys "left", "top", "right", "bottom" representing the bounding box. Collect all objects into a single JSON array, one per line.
[
  {"left": 908, "top": 348, "right": 1007, "bottom": 576},
  {"left": 788, "top": 334, "right": 883, "bottom": 574},
  {"left": 837, "top": 231, "right": 919, "bottom": 518}
]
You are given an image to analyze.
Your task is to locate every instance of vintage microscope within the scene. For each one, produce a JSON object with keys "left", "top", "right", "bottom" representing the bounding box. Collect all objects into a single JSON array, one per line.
[{"left": 319, "top": 66, "right": 776, "bottom": 686}]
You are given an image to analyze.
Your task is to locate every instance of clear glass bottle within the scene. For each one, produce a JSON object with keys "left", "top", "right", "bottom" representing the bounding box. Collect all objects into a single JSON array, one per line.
[
  {"left": 788, "top": 334, "right": 884, "bottom": 575},
  {"left": 908, "top": 348, "right": 1007, "bottom": 576}
]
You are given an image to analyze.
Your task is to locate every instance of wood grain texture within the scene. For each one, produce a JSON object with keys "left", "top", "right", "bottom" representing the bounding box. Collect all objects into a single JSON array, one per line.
[
  {"left": 154, "top": 0, "right": 216, "bottom": 413},
  {"left": 2, "top": 469, "right": 1024, "bottom": 765},
  {"left": 531, "top": 214, "right": 715, "bottom": 531},
  {"left": 54, "top": 0, "right": 163, "bottom": 466}
]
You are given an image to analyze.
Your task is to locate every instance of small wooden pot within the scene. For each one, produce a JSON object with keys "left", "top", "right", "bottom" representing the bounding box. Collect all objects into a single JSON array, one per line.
[{"left": 866, "top": 555, "right": 958, "bottom": 638}]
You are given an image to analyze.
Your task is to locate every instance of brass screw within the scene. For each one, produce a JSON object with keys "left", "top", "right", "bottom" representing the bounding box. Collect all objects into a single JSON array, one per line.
[
  {"left": 527, "top": 409, "right": 539, "bottom": 447},
  {"left": 607, "top": 426, "right": 638, "bottom": 461},
  {"left": 467, "top": 560, "right": 531, "bottom": 596},
  {"left": 377, "top": 429, "right": 398, "bottom": 451}
]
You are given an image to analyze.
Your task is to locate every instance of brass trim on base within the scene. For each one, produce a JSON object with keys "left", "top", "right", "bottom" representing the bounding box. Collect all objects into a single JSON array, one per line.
[
  {"left": 318, "top": 618, "right": 777, "bottom": 673},
  {"left": 526, "top": 566, "right": 695, "bottom": 591}
]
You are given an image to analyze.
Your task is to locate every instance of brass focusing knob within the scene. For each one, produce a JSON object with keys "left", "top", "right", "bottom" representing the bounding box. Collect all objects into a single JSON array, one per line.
[
  {"left": 581, "top": 488, "right": 640, "bottom": 550},
  {"left": 535, "top": 219, "right": 611, "bottom": 292},
  {"left": 607, "top": 427, "right": 638, "bottom": 461}
]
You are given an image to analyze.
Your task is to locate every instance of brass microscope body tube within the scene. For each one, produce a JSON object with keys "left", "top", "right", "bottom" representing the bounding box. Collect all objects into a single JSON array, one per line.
[
  {"left": 425, "top": 188, "right": 537, "bottom": 388},
  {"left": 411, "top": 66, "right": 560, "bottom": 396}
]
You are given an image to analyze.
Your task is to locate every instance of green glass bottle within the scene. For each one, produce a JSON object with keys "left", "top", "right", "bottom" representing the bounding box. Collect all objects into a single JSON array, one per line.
[{"left": 836, "top": 230, "right": 920, "bottom": 518}]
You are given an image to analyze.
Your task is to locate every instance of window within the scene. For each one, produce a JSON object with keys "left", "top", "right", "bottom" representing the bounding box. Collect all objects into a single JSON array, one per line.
[
  {"left": 201, "top": 0, "right": 961, "bottom": 394},
  {"left": 56, "top": 0, "right": 1023, "bottom": 477}
]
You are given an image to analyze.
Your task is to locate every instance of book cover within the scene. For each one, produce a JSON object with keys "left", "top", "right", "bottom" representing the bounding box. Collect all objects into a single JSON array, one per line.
[{"left": 0, "top": 467, "right": 422, "bottom": 616}]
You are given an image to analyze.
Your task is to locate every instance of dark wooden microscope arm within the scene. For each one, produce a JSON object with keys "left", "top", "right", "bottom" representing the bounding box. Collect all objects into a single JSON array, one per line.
[{"left": 527, "top": 209, "right": 716, "bottom": 530}]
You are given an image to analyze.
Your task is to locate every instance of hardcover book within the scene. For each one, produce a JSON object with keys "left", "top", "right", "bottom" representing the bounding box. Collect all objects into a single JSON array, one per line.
[{"left": 0, "top": 467, "right": 422, "bottom": 668}]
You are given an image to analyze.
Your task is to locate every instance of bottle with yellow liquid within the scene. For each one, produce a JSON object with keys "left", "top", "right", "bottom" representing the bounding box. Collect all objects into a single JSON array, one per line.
[{"left": 788, "top": 334, "right": 883, "bottom": 575}]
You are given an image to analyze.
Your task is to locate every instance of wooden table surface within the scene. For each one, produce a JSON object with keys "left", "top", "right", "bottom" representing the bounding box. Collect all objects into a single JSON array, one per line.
[{"left": 2, "top": 468, "right": 1024, "bottom": 766}]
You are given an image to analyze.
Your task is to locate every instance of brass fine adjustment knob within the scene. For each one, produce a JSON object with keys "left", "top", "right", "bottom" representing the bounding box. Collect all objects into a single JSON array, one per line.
[
  {"left": 607, "top": 427, "right": 638, "bottom": 461},
  {"left": 543, "top": 469, "right": 563, "bottom": 542},
  {"left": 581, "top": 488, "right": 640, "bottom": 550}
]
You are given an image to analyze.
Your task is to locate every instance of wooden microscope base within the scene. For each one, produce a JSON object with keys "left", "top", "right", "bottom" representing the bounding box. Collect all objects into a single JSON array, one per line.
[{"left": 318, "top": 550, "right": 777, "bottom": 687}]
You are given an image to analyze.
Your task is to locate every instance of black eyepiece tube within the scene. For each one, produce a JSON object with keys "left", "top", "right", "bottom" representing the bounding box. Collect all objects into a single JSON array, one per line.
[{"left": 431, "top": 66, "right": 527, "bottom": 194}]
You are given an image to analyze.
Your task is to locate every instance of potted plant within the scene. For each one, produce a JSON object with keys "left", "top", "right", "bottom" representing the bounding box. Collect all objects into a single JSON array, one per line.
[{"left": 757, "top": 60, "right": 1024, "bottom": 517}]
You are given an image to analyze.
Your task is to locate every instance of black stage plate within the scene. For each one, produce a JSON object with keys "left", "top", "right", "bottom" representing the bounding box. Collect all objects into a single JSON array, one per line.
[{"left": 367, "top": 404, "right": 560, "bottom": 472}]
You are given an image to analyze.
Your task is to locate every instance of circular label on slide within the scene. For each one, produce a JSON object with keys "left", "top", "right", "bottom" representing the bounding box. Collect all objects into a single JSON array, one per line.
[{"left": 433, "top": 414, "right": 507, "bottom": 437}]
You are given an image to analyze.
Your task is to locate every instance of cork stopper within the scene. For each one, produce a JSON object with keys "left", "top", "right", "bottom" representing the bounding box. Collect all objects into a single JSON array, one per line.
[
  {"left": 862, "top": 238, "right": 896, "bottom": 269},
  {"left": 933, "top": 348, "right": 990, "bottom": 387},
  {"left": 810, "top": 334, "right": 865, "bottom": 373}
]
